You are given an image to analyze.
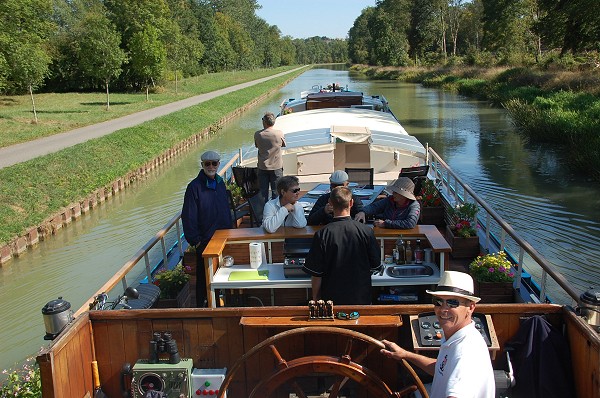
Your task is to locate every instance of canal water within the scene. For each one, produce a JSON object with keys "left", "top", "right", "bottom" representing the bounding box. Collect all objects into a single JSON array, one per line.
[{"left": 2, "top": 65, "right": 600, "bottom": 373}]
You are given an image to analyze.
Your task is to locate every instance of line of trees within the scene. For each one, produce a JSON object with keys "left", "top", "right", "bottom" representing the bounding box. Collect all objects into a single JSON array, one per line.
[
  {"left": 348, "top": 0, "right": 600, "bottom": 67},
  {"left": 0, "top": 0, "right": 348, "bottom": 99}
]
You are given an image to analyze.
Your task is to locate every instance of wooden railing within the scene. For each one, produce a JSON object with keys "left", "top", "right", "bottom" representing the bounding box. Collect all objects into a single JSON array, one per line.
[
  {"left": 427, "top": 146, "right": 579, "bottom": 304},
  {"left": 74, "top": 153, "right": 243, "bottom": 316}
]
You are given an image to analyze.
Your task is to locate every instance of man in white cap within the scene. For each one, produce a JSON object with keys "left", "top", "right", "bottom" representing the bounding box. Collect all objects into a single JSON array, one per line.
[
  {"left": 182, "top": 150, "right": 232, "bottom": 307},
  {"left": 354, "top": 177, "right": 420, "bottom": 229},
  {"left": 380, "top": 271, "right": 495, "bottom": 398},
  {"left": 307, "top": 170, "right": 364, "bottom": 225}
]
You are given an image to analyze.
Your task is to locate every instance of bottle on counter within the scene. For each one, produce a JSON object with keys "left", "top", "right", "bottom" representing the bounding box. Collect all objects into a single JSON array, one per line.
[
  {"left": 405, "top": 240, "right": 413, "bottom": 264},
  {"left": 414, "top": 239, "right": 424, "bottom": 264},
  {"left": 395, "top": 235, "right": 406, "bottom": 265}
]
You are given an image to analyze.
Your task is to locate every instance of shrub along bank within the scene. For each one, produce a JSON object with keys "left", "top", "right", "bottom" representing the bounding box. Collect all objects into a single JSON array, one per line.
[
  {"left": 351, "top": 65, "right": 600, "bottom": 180},
  {"left": 0, "top": 69, "right": 305, "bottom": 250}
]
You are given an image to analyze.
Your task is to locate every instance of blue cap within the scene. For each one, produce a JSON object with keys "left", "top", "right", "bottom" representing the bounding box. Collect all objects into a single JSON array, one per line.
[{"left": 329, "top": 170, "right": 348, "bottom": 185}]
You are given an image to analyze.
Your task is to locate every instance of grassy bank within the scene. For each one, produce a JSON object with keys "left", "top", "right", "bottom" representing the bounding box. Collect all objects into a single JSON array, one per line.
[
  {"left": 0, "top": 68, "right": 306, "bottom": 246},
  {"left": 351, "top": 64, "right": 600, "bottom": 180},
  {"left": 0, "top": 66, "right": 299, "bottom": 148}
]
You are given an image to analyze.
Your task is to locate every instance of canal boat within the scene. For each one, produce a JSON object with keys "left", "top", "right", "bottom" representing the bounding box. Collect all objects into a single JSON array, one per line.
[
  {"left": 36, "top": 88, "right": 600, "bottom": 398},
  {"left": 280, "top": 84, "right": 394, "bottom": 116}
]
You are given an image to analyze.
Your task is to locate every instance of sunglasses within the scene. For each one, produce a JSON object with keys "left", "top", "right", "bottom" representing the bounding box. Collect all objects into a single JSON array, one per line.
[
  {"left": 203, "top": 161, "right": 219, "bottom": 167},
  {"left": 289, "top": 187, "right": 301, "bottom": 194},
  {"left": 432, "top": 297, "right": 464, "bottom": 308},
  {"left": 336, "top": 311, "right": 359, "bottom": 320}
]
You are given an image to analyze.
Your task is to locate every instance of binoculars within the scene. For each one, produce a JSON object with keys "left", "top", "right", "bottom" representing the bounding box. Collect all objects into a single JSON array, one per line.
[{"left": 148, "top": 331, "right": 181, "bottom": 364}]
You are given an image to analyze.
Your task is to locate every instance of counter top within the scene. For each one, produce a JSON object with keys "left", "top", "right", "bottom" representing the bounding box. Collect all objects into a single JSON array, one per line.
[
  {"left": 211, "top": 262, "right": 441, "bottom": 290},
  {"left": 204, "top": 225, "right": 451, "bottom": 258}
]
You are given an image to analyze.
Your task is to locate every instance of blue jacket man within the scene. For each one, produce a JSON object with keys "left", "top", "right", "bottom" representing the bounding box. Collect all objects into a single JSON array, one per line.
[{"left": 182, "top": 151, "right": 232, "bottom": 306}]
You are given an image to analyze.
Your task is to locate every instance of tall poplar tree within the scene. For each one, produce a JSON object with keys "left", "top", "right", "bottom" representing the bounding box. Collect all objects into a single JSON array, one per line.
[
  {"left": 75, "top": 8, "right": 127, "bottom": 110},
  {"left": 129, "top": 24, "right": 167, "bottom": 100},
  {"left": 348, "top": 7, "right": 375, "bottom": 65}
]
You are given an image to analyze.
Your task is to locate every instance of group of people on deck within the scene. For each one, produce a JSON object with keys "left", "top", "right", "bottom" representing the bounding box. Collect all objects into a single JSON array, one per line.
[{"left": 180, "top": 113, "right": 496, "bottom": 397}]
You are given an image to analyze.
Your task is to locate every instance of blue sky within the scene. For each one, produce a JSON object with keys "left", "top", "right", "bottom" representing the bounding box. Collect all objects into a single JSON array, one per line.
[{"left": 255, "top": 0, "right": 376, "bottom": 39}]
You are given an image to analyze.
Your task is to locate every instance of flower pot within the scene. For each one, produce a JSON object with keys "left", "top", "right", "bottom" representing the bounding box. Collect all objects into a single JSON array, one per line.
[
  {"left": 419, "top": 206, "right": 445, "bottom": 228},
  {"left": 445, "top": 225, "right": 480, "bottom": 258},
  {"left": 153, "top": 281, "right": 192, "bottom": 308},
  {"left": 474, "top": 280, "right": 514, "bottom": 303}
]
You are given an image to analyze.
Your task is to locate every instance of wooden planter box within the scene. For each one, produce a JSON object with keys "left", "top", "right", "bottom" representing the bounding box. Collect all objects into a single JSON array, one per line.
[
  {"left": 445, "top": 225, "right": 480, "bottom": 258},
  {"left": 420, "top": 206, "right": 445, "bottom": 228},
  {"left": 474, "top": 280, "right": 514, "bottom": 303},
  {"left": 153, "top": 282, "right": 192, "bottom": 308}
]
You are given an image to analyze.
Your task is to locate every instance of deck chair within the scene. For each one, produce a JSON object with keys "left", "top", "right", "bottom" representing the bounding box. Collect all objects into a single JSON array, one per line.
[
  {"left": 247, "top": 192, "right": 265, "bottom": 227},
  {"left": 399, "top": 165, "right": 429, "bottom": 195},
  {"left": 232, "top": 166, "right": 260, "bottom": 198},
  {"left": 227, "top": 189, "right": 250, "bottom": 228},
  {"left": 345, "top": 167, "right": 374, "bottom": 189}
]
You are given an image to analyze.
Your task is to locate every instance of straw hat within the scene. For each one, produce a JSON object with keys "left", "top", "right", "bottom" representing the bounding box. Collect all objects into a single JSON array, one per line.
[
  {"left": 426, "top": 271, "right": 481, "bottom": 303},
  {"left": 386, "top": 177, "right": 416, "bottom": 201}
]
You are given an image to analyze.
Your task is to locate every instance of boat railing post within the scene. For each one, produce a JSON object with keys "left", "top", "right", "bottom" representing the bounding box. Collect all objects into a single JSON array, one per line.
[
  {"left": 516, "top": 248, "right": 524, "bottom": 290},
  {"left": 161, "top": 238, "right": 168, "bottom": 269},
  {"left": 500, "top": 230, "right": 507, "bottom": 254},
  {"left": 177, "top": 222, "right": 183, "bottom": 256},
  {"left": 540, "top": 270, "right": 548, "bottom": 302},
  {"left": 144, "top": 253, "right": 152, "bottom": 281},
  {"left": 485, "top": 213, "right": 491, "bottom": 253},
  {"left": 121, "top": 278, "right": 128, "bottom": 292}
]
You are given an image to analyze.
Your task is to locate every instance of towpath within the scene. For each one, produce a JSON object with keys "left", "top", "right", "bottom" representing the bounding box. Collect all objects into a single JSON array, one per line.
[{"left": 0, "top": 67, "right": 305, "bottom": 170}]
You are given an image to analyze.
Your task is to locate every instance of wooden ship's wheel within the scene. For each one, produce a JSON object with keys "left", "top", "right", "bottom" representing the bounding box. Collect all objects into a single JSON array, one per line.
[{"left": 217, "top": 326, "right": 428, "bottom": 398}]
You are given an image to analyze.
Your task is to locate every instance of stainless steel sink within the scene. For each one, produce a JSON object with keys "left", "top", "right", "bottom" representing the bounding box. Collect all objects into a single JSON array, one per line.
[{"left": 386, "top": 264, "right": 434, "bottom": 278}]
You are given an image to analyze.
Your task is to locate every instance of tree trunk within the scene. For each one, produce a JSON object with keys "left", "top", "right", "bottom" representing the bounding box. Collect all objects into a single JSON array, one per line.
[
  {"left": 29, "top": 84, "right": 38, "bottom": 124},
  {"left": 175, "top": 69, "right": 179, "bottom": 94},
  {"left": 453, "top": 33, "right": 458, "bottom": 56},
  {"left": 105, "top": 81, "right": 110, "bottom": 111},
  {"left": 440, "top": 11, "right": 447, "bottom": 60},
  {"left": 146, "top": 85, "right": 149, "bottom": 101}
]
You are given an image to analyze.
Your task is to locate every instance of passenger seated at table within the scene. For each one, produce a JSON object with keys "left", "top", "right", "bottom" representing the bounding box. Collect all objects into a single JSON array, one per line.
[
  {"left": 262, "top": 175, "right": 308, "bottom": 233},
  {"left": 303, "top": 186, "right": 380, "bottom": 305},
  {"left": 307, "top": 170, "right": 364, "bottom": 225},
  {"left": 354, "top": 177, "right": 420, "bottom": 229}
]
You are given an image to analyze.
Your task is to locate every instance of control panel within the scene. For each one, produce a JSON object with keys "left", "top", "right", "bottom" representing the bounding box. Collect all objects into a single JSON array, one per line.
[
  {"left": 191, "top": 368, "right": 227, "bottom": 397},
  {"left": 413, "top": 312, "right": 493, "bottom": 347}
]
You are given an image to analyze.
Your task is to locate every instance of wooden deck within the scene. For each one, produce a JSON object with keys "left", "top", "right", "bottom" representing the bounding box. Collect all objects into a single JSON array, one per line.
[{"left": 37, "top": 304, "right": 600, "bottom": 398}]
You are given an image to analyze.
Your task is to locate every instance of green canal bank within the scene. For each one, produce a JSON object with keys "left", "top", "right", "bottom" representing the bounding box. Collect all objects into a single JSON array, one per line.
[
  {"left": 351, "top": 64, "right": 600, "bottom": 181},
  {"left": 0, "top": 66, "right": 308, "bottom": 263}
]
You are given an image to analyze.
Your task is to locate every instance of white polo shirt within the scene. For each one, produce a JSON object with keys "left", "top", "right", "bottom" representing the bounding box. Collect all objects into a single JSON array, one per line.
[{"left": 430, "top": 321, "right": 495, "bottom": 398}]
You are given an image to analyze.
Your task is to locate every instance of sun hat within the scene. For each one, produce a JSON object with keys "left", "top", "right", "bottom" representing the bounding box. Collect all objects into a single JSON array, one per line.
[
  {"left": 386, "top": 177, "right": 416, "bottom": 200},
  {"left": 426, "top": 271, "right": 481, "bottom": 303},
  {"left": 329, "top": 170, "right": 349, "bottom": 185},
  {"left": 201, "top": 151, "right": 220, "bottom": 161}
]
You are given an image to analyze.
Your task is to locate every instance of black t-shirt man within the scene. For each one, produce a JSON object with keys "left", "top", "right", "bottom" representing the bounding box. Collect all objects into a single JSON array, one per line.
[{"left": 303, "top": 187, "right": 380, "bottom": 305}]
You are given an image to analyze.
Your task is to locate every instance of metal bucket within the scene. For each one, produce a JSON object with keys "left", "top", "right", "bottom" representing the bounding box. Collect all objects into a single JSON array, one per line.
[
  {"left": 42, "top": 297, "right": 73, "bottom": 340},
  {"left": 579, "top": 287, "right": 600, "bottom": 330}
]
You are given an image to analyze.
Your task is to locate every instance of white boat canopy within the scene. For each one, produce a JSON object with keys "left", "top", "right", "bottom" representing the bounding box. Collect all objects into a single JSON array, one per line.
[{"left": 275, "top": 108, "right": 426, "bottom": 159}]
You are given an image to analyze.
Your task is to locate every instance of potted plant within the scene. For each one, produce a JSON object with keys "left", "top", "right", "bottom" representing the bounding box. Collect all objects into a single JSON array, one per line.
[
  {"left": 152, "top": 264, "right": 192, "bottom": 308},
  {"left": 418, "top": 179, "right": 445, "bottom": 227},
  {"left": 469, "top": 251, "right": 515, "bottom": 303},
  {"left": 445, "top": 202, "right": 480, "bottom": 258},
  {"left": 226, "top": 182, "right": 245, "bottom": 206}
]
